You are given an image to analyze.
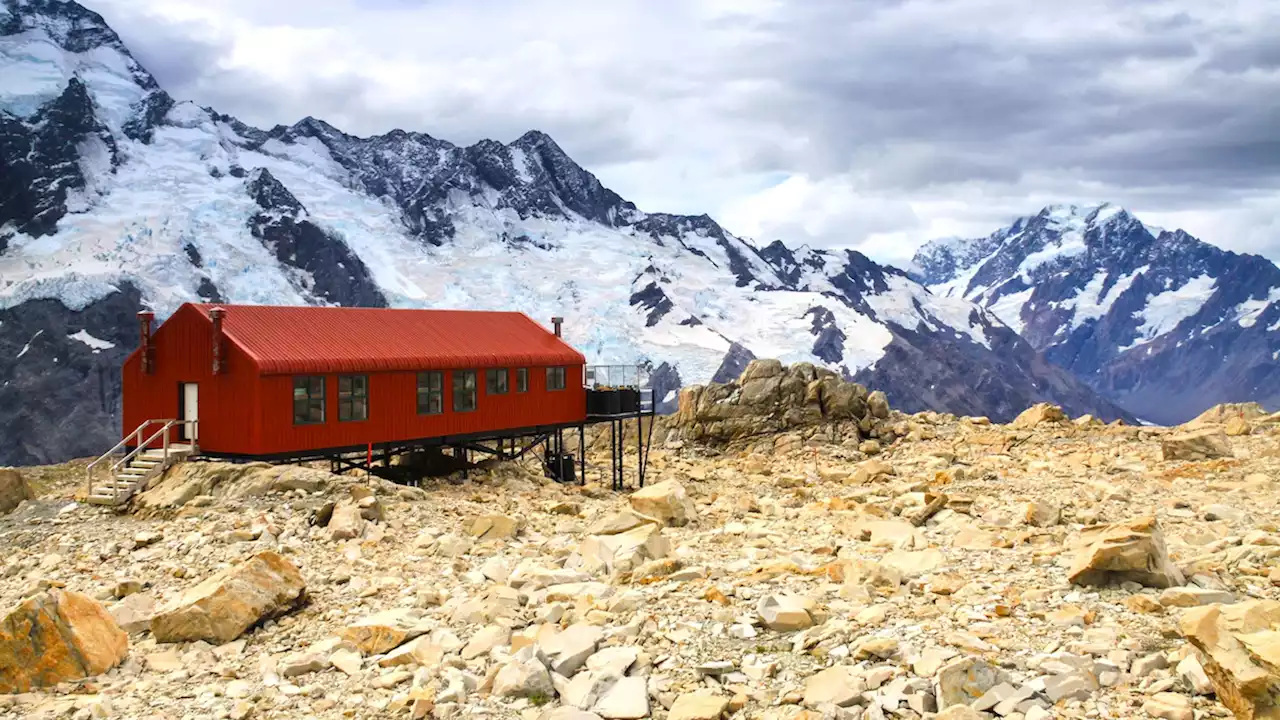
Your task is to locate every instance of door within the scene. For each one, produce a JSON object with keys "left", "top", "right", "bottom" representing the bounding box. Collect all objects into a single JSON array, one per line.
[{"left": 179, "top": 383, "right": 199, "bottom": 443}]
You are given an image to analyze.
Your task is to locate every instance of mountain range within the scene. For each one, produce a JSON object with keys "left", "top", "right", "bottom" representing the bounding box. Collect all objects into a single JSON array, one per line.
[
  {"left": 912, "top": 204, "right": 1280, "bottom": 425},
  {"left": 1, "top": 0, "right": 1275, "bottom": 465}
]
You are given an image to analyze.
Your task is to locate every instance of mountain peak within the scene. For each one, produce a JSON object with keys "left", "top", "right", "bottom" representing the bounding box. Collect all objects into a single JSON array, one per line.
[
  {"left": 513, "top": 129, "right": 555, "bottom": 148},
  {"left": 291, "top": 116, "right": 342, "bottom": 138},
  {"left": 2, "top": 0, "right": 119, "bottom": 53},
  {"left": 1029, "top": 202, "right": 1136, "bottom": 231}
]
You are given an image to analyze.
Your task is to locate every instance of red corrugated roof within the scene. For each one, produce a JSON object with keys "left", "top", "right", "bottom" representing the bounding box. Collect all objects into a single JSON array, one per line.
[{"left": 187, "top": 304, "right": 585, "bottom": 375}]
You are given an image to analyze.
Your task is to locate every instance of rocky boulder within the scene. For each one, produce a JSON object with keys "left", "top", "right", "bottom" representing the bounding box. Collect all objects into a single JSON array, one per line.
[
  {"left": 0, "top": 589, "right": 128, "bottom": 693},
  {"left": 1184, "top": 402, "right": 1271, "bottom": 429},
  {"left": 803, "top": 666, "right": 866, "bottom": 707},
  {"left": 757, "top": 594, "right": 818, "bottom": 632},
  {"left": 327, "top": 486, "right": 384, "bottom": 541},
  {"left": 667, "top": 693, "right": 730, "bottom": 720},
  {"left": 341, "top": 608, "right": 433, "bottom": 654},
  {"left": 1161, "top": 429, "right": 1233, "bottom": 462},
  {"left": 150, "top": 551, "right": 307, "bottom": 644},
  {"left": 569, "top": 522, "right": 671, "bottom": 577},
  {"left": 1010, "top": 403, "right": 1067, "bottom": 428},
  {"left": 493, "top": 646, "right": 555, "bottom": 698},
  {"left": 1179, "top": 600, "right": 1280, "bottom": 719},
  {"left": 1068, "top": 516, "right": 1185, "bottom": 588},
  {"left": 670, "top": 359, "right": 878, "bottom": 443},
  {"left": 0, "top": 468, "right": 34, "bottom": 514},
  {"left": 628, "top": 480, "right": 696, "bottom": 526},
  {"left": 467, "top": 514, "right": 523, "bottom": 541}
]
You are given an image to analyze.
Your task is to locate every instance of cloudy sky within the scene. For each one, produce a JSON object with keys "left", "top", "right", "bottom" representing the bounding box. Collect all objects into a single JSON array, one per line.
[{"left": 85, "top": 0, "right": 1280, "bottom": 267}]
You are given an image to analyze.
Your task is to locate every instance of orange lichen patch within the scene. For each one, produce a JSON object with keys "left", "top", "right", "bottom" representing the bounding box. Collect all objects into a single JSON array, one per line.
[
  {"left": 1161, "top": 458, "right": 1241, "bottom": 481},
  {"left": 702, "top": 587, "right": 731, "bottom": 606},
  {"left": 0, "top": 590, "right": 128, "bottom": 693}
]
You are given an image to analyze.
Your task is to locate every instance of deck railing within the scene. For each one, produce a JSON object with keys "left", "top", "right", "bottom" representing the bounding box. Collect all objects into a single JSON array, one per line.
[{"left": 585, "top": 364, "right": 655, "bottom": 416}]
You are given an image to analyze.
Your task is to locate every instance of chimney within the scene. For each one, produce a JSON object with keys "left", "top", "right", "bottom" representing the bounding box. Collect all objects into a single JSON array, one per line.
[
  {"left": 551, "top": 316, "right": 563, "bottom": 338},
  {"left": 137, "top": 311, "right": 154, "bottom": 375},
  {"left": 209, "top": 307, "right": 226, "bottom": 375}
]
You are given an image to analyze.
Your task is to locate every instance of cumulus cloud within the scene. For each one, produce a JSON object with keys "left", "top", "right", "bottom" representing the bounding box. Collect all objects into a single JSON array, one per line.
[{"left": 83, "top": 0, "right": 1280, "bottom": 264}]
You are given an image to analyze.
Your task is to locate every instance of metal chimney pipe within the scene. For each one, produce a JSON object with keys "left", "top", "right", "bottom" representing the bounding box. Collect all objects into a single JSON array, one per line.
[
  {"left": 551, "top": 316, "right": 564, "bottom": 337},
  {"left": 209, "top": 307, "right": 226, "bottom": 375},
  {"left": 137, "top": 311, "right": 154, "bottom": 375}
]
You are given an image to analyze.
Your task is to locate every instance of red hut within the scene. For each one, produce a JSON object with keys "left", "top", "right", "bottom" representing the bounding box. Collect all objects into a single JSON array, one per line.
[{"left": 121, "top": 304, "right": 587, "bottom": 458}]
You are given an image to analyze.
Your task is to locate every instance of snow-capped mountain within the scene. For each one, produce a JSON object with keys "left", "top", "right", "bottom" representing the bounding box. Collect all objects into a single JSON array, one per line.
[
  {"left": 0, "top": 0, "right": 1133, "bottom": 465},
  {"left": 913, "top": 203, "right": 1280, "bottom": 424}
]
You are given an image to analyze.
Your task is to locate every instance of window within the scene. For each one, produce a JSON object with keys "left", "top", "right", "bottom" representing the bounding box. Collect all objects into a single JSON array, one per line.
[
  {"left": 547, "top": 366, "right": 566, "bottom": 391},
  {"left": 293, "top": 376, "right": 325, "bottom": 425},
  {"left": 486, "top": 368, "right": 509, "bottom": 395},
  {"left": 516, "top": 368, "right": 528, "bottom": 393},
  {"left": 338, "top": 375, "right": 368, "bottom": 422},
  {"left": 417, "top": 371, "right": 443, "bottom": 415},
  {"left": 453, "top": 370, "right": 477, "bottom": 412}
]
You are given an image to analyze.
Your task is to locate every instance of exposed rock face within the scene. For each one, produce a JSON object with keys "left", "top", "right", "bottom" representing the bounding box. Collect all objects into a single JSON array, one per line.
[
  {"left": 0, "top": 286, "right": 141, "bottom": 467},
  {"left": 671, "top": 360, "right": 874, "bottom": 443},
  {"left": 0, "top": 77, "right": 119, "bottom": 240},
  {"left": 0, "top": 469, "right": 34, "bottom": 514},
  {"left": 1179, "top": 600, "right": 1280, "bottom": 720},
  {"left": 0, "top": 589, "right": 128, "bottom": 693},
  {"left": 246, "top": 169, "right": 387, "bottom": 308},
  {"left": 150, "top": 551, "right": 306, "bottom": 644},
  {"left": 135, "top": 462, "right": 336, "bottom": 511},
  {"left": 1068, "top": 517, "right": 1185, "bottom": 589}
]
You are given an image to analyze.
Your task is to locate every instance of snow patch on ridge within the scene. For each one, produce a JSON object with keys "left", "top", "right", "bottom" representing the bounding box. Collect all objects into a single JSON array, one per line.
[
  {"left": 1064, "top": 266, "right": 1147, "bottom": 330},
  {"left": 1122, "top": 274, "right": 1216, "bottom": 351},
  {"left": 15, "top": 330, "right": 43, "bottom": 359},
  {"left": 869, "top": 275, "right": 992, "bottom": 349},
  {"left": 1232, "top": 287, "right": 1280, "bottom": 329},
  {"left": 0, "top": 29, "right": 146, "bottom": 130},
  {"left": 68, "top": 329, "right": 114, "bottom": 351},
  {"left": 988, "top": 287, "right": 1035, "bottom": 334},
  {"left": 509, "top": 146, "right": 534, "bottom": 184},
  {"left": 1018, "top": 231, "right": 1087, "bottom": 277}
]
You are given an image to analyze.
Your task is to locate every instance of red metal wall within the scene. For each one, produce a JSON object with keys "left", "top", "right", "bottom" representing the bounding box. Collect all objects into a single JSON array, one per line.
[
  {"left": 254, "top": 364, "right": 586, "bottom": 456},
  {"left": 123, "top": 305, "right": 588, "bottom": 457},
  {"left": 122, "top": 305, "right": 260, "bottom": 453}
]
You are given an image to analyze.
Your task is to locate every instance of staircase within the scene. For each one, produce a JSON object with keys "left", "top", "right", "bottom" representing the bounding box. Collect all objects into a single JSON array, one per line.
[{"left": 86, "top": 419, "right": 197, "bottom": 506}]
